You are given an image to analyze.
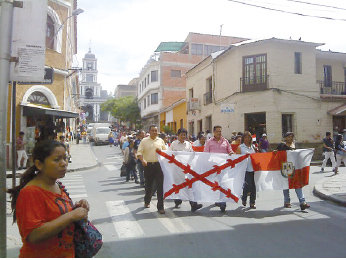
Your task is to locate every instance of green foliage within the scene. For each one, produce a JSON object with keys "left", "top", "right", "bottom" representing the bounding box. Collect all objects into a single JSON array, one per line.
[
  {"left": 162, "top": 125, "right": 174, "bottom": 135},
  {"left": 101, "top": 96, "right": 141, "bottom": 126}
]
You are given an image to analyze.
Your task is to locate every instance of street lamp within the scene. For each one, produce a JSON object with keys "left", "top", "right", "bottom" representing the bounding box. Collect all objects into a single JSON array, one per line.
[{"left": 55, "top": 8, "right": 84, "bottom": 37}]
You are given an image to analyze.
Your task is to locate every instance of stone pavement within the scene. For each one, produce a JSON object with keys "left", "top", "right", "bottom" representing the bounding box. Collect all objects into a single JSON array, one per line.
[{"left": 5, "top": 142, "right": 98, "bottom": 257}]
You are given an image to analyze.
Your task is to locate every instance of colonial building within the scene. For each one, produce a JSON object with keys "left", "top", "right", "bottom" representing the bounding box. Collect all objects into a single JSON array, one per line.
[
  {"left": 79, "top": 49, "right": 109, "bottom": 122},
  {"left": 186, "top": 37, "right": 346, "bottom": 158},
  {"left": 114, "top": 84, "right": 137, "bottom": 98},
  {"left": 6, "top": 0, "right": 81, "bottom": 167},
  {"left": 137, "top": 32, "right": 248, "bottom": 132}
]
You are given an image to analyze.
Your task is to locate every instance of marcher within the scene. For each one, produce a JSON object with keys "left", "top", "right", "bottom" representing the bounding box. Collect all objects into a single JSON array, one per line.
[
  {"left": 321, "top": 131, "right": 336, "bottom": 172},
  {"left": 108, "top": 131, "right": 114, "bottom": 147},
  {"left": 169, "top": 128, "right": 203, "bottom": 212},
  {"left": 236, "top": 131, "right": 257, "bottom": 209},
  {"left": 231, "top": 130, "right": 237, "bottom": 141},
  {"left": 137, "top": 125, "right": 167, "bottom": 214},
  {"left": 334, "top": 134, "right": 346, "bottom": 174},
  {"left": 277, "top": 132, "right": 310, "bottom": 210},
  {"left": 134, "top": 130, "right": 146, "bottom": 186},
  {"left": 258, "top": 133, "right": 270, "bottom": 153},
  {"left": 204, "top": 125, "right": 234, "bottom": 212},
  {"left": 192, "top": 133, "right": 206, "bottom": 147},
  {"left": 7, "top": 140, "right": 90, "bottom": 257},
  {"left": 16, "top": 131, "right": 28, "bottom": 170},
  {"left": 59, "top": 135, "right": 71, "bottom": 163},
  {"left": 124, "top": 139, "right": 139, "bottom": 183}
]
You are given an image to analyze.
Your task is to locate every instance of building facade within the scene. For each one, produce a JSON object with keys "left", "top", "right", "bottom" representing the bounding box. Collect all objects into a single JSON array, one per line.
[
  {"left": 79, "top": 49, "right": 109, "bottom": 122},
  {"left": 114, "top": 84, "right": 137, "bottom": 99},
  {"left": 6, "top": 0, "right": 81, "bottom": 167},
  {"left": 186, "top": 38, "right": 346, "bottom": 158},
  {"left": 137, "top": 32, "right": 248, "bottom": 132}
]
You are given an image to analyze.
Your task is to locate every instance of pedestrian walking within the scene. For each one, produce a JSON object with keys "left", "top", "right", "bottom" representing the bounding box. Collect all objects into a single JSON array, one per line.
[
  {"left": 16, "top": 131, "right": 28, "bottom": 170},
  {"left": 134, "top": 130, "right": 146, "bottom": 186},
  {"left": 137, "top": 125, "right": 167, "bottom": 214},
  {"left": 334, "top": 134, "right": 346, "bottom": 174},
  {"left": 236, "top": 131, "right": 257, "bottom": 209},
  {"left": 277, "top": 132, "right": 310, "bottom": 210},
  {"left": 169, "top": 128, "right": 203, "bottom": 212},
  {"left": 204, "top": 125, "right": 234, "bottom": 212},
  {"left": 108, "top": 131, "right": 114, "bottom": 147},
  {"left": 7, "top": 140, "right": 90, "bottom": 257},
  {"left": 321, "top": 131, "right": 336, "bottom": 172},
  {"left": 124, "top": 139, "right": 139, "bottom": 183}
]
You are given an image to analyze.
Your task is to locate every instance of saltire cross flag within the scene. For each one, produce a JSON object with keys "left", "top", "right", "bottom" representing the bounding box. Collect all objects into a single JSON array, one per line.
[
  {"left": 157, "top": 150, "right": 249, "bottom": 203},
  {"left": 250, "top": 149, "right": 314, "bottom": 192}
]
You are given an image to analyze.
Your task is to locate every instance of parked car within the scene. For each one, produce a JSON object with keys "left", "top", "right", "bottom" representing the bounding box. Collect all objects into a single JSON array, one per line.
[{"left": 93, "top": 127, "right": 111, "bottom": 145}]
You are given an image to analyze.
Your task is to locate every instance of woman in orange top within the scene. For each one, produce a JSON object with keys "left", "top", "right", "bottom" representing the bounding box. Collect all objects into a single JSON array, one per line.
[{"left": 8, "top": 140, "right": 90, "bottom": 258}]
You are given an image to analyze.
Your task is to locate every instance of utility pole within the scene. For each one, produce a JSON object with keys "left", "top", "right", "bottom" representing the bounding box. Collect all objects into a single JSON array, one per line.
[{"left": 0, "top": 0, "right": 14, "bottom": 257}]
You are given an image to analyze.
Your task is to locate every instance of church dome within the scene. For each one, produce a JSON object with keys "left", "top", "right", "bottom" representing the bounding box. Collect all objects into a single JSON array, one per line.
[{"left": 84, "top": 48, "right": 95, "bottom": 58}]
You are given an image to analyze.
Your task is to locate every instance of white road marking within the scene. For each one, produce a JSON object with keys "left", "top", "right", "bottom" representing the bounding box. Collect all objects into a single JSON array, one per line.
[
  {"left": 70, "top": 193, "right": 88, "bottom": 199},
  {"left": 147, "top": 204, "right": 193, "bottom": 234},
  {"left": 66, "top": 185, "right": 86, "bottom": 189},
  {"left": 106, "top": 200, "right": 145, "bottom": 239},
  {"left": 105, "top": 165, "right": 118, "bottom": 171}
]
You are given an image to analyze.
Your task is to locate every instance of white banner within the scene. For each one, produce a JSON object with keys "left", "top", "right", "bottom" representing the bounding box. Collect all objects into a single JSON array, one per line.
[{"left": 158, "top": 151, "right": 249, "bottom": 203}]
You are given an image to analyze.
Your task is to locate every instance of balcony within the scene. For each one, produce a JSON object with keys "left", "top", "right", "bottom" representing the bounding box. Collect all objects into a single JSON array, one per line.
[
  {"left": 318, "top": 80, "right": 346, "bottom": 95},
  {"left": 240, "top": 75, "right": 269, "bottom": 93},
  {"left": 188, "top": 98, "right": 201, "bottom": 111},
  {"left": 203, "top": 92, "right": 212, "bottom": 105}
]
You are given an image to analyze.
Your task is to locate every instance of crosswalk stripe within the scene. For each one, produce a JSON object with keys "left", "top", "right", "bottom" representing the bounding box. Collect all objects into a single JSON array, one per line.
[
  {"left": 104, "top": 165, "right": 118, "bottom": 171},
  {"left": 106, "top": 200, "right": 144, "bottom": 239},
  {"left": 147, "top": 204, "right": 193, "bottom": 234},
  {"left": 66, "top": 185, "right": 86, "bottom": 189},
  {"left": 70, "top": 193, "right": 88, "bottom": 199}
]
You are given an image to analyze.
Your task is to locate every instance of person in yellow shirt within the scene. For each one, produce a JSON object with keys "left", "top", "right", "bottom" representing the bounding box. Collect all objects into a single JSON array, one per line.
[{"left": 137, "top": 125, "right": 167, "bottom": 214}]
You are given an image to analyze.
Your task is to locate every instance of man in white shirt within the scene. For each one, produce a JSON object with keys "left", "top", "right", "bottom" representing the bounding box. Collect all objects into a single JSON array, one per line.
[{"left": 169, "top": 128, "right": 202, "bottom": 212}]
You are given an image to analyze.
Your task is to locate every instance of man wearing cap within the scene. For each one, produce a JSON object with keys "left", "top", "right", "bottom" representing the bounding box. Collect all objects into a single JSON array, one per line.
[
  {"left": 321, "top": 132, "right": 336, "bottom": 172},
  {"left": 259, "top": 133, "right": 270, "bottom": 153},
  {"left": 277, "top": 132, "right": 310, "bottom": 211},
  {"left": 137, "top": 125, "right": 167, "bottom": 214}
]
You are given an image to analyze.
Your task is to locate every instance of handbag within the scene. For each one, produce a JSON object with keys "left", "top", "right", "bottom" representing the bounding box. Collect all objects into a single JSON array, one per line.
[
  {"left": 74, "top": 219, "right": 103, "bottom": 258},
  {"left": 120, "top": 163, "right": 127, "bottom": 177},
  {"left": 57, "top": 182, "right": 103, "bottom": 258}
]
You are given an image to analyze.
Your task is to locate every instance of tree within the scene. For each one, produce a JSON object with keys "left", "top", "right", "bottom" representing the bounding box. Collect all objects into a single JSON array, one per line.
[{"left": 101, "top": 96, "right": 141, "bottom": 127}]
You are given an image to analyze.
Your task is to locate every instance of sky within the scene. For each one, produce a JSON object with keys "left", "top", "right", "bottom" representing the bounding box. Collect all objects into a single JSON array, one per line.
[{"left": 75, "top": 0, "right": 346, "bottom": 94}]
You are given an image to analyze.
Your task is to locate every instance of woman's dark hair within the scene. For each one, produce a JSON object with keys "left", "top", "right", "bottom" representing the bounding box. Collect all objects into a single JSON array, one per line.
[
  {"left": 241, "top": 131, "right": 252, "bottom": 144},
  {"left": 198, "top": 133, "right": 206, "bottom": 140},
  {"left": 7, "top": 140, "right": 66, "bottom": 223}
]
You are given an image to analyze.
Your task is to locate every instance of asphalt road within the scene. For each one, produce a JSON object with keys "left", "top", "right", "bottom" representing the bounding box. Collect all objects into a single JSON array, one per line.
[{"left": 60, "top": 144, "right": 346, "bottom": 258}]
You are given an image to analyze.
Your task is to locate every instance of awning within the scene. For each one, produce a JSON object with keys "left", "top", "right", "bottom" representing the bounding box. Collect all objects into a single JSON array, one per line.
[
  {"left": 328, "top": 104, "right": 346, "bottom": 116},
  {"left": 22, "top": 104, "right": 79, "bottom": 118}
]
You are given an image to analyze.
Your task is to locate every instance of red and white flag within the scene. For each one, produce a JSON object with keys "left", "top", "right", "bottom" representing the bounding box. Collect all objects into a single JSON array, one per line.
[
  {"left": 250, "top": 149, "right": 314, "bottom": 191},
  {"left": 157, "top": 150, "right": 249, "bottom": 203}
]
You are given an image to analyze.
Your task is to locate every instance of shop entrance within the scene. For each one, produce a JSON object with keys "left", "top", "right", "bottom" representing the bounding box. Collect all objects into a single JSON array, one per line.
[{"left": 244, "top": 112, "right": 266, "bottom": 141}]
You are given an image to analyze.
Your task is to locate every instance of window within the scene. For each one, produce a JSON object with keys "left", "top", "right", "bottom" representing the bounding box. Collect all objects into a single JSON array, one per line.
[
  {"left": 294, "top": 52, "right": 302, "bottom": 74},
  {"left": 204, "top": 45, "right": 222, "bottom": 56},
  {"left": 86, "top": 74, "right": 93, "bottom": 82},
  {"left": 143, "top": 79, "right": 146, "bottom": 89},
  {"left": 242, "top": 54, "right": 267, "bottom": 91},
  {"left": 147, "top": 75, "right": 150, "bottom": 85},
  {"left": 46, "top": 15, "right": 55, "bottom": 49},
  {"left": 324, "top": 65, "right": 332, "bottom": 87},
  {"left": 87, "top": 62, "right": 93, "bottom": 70},
  {"left": 171, "top": 70, "right": 181, "bottom": 78},
  {"left": 204, "top": 77, "right": 213, "bottom": 105},
  {"left": 189, "top": 88, "right": 194, "bottom": 99},
  {"left": 191, "top": 43, "right": 203, "bottom": 55},
  {"left": 151, "top": 93, "right": 158, "bottom": 104},
  {"left": 147, "top": 95, "right": 150, "bottom": 106},
  {"left": 180, "top": 119, "right": 183, "bottom": 129},
  {"left": 151, "top": 70, "right": 158, "bottom": 82},
  {"left": 28, "top": 91, "right": 50, "bottom": 106},
  {"left": 144, "top": 98, "right": 146, "bottom": 109},
  {"left": 205, "top": 116, "right": 212, "bottom": 132},
  {"left": 282, "top": 114, "right": 294, "bottom": 137},
  {"left": 139, "top": 83, "right": 141, "bottom": 93}
]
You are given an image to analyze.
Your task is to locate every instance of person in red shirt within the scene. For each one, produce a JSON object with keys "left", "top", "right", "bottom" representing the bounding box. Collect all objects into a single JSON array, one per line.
[{"left": 8, "top": 140, "right": 90, "bottom": 258}]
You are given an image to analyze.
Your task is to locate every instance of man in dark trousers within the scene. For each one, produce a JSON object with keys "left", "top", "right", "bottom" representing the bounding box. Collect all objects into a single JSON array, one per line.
[
  {"left": 137, "top": 125, "right": 167, "bottom": 214},
  {"left": 321, "top": 131, "right": 336, "bottom": 172}
]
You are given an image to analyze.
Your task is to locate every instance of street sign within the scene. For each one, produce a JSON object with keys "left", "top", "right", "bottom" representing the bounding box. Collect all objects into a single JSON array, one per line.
[
  {"left": 18, "top": 67, "right": 53, "bottom": 85},
  {"left": 220, "top": 103, "right": 235, "bottom": 113}
]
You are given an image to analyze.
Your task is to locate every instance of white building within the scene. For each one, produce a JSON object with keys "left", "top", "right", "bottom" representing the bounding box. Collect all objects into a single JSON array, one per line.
[{"left": 79, "top": 49, "right": 109, "bottom": 122}]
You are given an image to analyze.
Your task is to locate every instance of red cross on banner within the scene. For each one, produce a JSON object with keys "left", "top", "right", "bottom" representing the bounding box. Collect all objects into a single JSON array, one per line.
[{"left": 157, "top": 150, "right": 249, "bottom": 203}]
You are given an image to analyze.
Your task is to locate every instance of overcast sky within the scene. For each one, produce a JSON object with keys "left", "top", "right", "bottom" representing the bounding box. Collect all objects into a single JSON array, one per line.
[{"left": 75, "top": 0, "right": 346, "bottom": 94}]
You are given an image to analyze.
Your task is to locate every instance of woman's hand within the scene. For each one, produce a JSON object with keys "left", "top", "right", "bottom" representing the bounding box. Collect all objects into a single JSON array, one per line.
[
  {"left": 71, "top": 207, "right": 88, "bottom": 221},
  {"left": 75, "top": 199, "right": 90, "bottom": 211}
]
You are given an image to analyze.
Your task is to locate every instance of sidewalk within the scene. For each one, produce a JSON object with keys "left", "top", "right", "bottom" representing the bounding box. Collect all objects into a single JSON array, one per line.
[{"left": 6, "top": 142, "right": 98, "bottom": 257}]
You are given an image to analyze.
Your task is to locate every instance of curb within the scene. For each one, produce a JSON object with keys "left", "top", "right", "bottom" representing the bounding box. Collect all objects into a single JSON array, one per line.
[{"left": 313, "top": 177, "right": 346, "bottom": 207}]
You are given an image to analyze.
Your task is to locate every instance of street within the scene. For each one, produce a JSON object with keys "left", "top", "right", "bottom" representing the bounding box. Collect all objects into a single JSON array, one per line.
[{"left": 54, "top": 144, "right": 346, "bottom": 258}]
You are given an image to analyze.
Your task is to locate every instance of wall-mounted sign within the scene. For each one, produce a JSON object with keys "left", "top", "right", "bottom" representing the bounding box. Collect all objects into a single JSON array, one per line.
[
  {"left": 220, "top": 104, "right": 235, "bottom": 113},
  {"left": 18, "top": 67, "right": 53, "bottom": 85}
]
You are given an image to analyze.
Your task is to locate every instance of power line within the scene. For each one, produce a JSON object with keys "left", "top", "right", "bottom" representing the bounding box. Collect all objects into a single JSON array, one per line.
[
  {"left": 284, "top": 0, "right": 346, "bottom": 12},
  {"left": 227, "top": 0, "right": 346, "bottom": 22}
]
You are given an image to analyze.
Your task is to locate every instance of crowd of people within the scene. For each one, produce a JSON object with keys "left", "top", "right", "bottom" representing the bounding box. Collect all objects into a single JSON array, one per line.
[{"left": 114, "top": 124, "right": 311, "bottom": 215}]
